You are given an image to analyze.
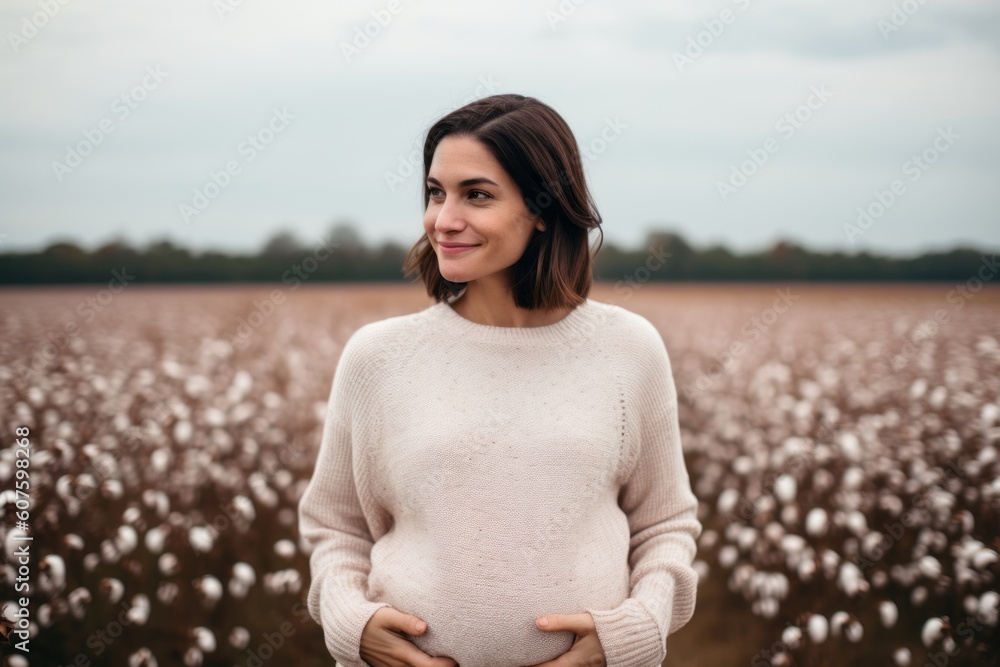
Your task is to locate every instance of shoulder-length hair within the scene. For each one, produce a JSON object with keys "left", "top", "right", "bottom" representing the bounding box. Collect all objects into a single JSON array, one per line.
[{"left": 402, "top": 93, "right": 603, "bottom": 310}]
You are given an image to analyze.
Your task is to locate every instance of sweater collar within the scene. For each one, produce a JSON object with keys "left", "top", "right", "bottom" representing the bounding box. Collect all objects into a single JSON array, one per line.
[{"left": 432, "top": 296, "right": 599, "bottom": 346}]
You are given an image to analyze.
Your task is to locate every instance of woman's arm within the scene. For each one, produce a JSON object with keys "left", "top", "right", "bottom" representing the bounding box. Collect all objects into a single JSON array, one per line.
[
  {"left": 298, "top": 337, "right": 391, "bottom": 667},
  {"left": 584, "top": 321, "right": 703, "bottom": 667}
]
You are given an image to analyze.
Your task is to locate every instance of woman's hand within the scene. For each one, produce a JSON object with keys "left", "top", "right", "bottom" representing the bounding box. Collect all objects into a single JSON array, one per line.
[
  {"left": 523, "top": 612, "right": 607, "bottom": 667},
  {"left": 359, "top": 606, "right": 459, "bottom": 667}
]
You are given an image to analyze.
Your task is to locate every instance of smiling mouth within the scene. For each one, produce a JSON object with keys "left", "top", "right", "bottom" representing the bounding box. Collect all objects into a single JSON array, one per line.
[{"left": 439, "top": 244, "right": 479, "bottom": 255}]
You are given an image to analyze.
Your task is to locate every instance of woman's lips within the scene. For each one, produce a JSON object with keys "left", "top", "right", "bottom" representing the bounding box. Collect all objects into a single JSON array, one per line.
[{"left": 439, "top": 244, "right": 480, "bottom": 255}]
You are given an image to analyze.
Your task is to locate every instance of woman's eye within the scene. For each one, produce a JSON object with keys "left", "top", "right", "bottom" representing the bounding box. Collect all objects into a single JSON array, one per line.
[{"left": 427, "top": 187, "right": 491, "bottom": 201}]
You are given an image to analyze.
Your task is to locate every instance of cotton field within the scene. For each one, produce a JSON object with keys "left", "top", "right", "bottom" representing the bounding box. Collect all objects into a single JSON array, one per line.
[{"left": 0, "top": 283, "right": 997, "bottom": 667}]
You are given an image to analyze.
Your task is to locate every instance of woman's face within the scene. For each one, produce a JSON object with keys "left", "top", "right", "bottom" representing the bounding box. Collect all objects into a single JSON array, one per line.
[{"left": 423, "top": 134, "right": 543, "bottom": 285}]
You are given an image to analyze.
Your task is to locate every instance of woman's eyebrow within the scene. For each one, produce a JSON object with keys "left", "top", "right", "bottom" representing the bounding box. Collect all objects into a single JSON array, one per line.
[{"left": 426, "top": 176, "right": 500, "bottom": 188}]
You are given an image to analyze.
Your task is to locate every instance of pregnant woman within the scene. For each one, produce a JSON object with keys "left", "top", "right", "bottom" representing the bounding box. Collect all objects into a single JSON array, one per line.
[{"left": 298, "top": 93, "right": 702, "bottom": 667}]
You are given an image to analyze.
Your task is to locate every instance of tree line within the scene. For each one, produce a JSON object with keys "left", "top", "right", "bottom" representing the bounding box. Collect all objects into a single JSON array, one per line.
[{"left": 0, "top": 223, "right": 994, "bottom": 284}]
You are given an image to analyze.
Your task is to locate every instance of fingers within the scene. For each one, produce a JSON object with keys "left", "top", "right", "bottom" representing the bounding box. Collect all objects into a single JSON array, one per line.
[
  {"left": 535, "top": 612, "right": 596, "bottom": 635},
  {"left": 377, "top": 606, "right": 429, "bottom": 636},
  {"left": 396, "top": 642, "right": 458, "bottom": 667},
  {"left": 367, "top": 608, "right": 458, "bottom": 667},
  {"left": 379, "top": 630, "right": 458, "bottom": 667}
]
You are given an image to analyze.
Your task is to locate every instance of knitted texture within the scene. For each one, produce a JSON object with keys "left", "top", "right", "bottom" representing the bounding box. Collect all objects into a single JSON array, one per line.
[{"left": 297, "top": 297, "right": 702, "bottom": 667}]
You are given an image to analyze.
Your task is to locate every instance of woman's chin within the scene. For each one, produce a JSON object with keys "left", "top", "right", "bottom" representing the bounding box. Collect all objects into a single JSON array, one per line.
[{"left": 439, "top": 269, "right": 476, "bottom": 283}]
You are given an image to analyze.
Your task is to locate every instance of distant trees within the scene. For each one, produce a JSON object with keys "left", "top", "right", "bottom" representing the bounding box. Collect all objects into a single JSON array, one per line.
[{"left": 0, "top": 223, "right": 994, "bottom": 284}]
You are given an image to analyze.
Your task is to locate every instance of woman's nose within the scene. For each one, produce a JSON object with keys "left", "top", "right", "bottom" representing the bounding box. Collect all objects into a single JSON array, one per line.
[{"left": 434, "top": 199, "right": 466, "bottom": 233}]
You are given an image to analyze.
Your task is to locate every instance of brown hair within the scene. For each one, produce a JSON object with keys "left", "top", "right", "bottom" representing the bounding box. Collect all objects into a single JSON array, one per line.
[{"left": 402, "top": 93, "right": 603, "bottom": 310}]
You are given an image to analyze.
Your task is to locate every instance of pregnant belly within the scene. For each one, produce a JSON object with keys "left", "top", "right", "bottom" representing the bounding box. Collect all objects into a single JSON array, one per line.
[{"left": 366, "top": 527, "right": 630, "bottom": 667}]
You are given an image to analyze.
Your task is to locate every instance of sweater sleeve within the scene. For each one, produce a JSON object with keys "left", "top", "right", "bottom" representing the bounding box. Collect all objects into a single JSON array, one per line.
[
  {"left": 298, "top": 335, "right": 391, "bottom": 667},
  {"left": 583, "top": 322, "right": 702, "bottom": 667}
]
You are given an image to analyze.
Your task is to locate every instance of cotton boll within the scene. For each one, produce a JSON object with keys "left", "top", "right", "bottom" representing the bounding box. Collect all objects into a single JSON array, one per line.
[
  {"left": 128, "top": 647, "right": 158, "bottom": 667},
  {"left": 921, "top": 617, "right": 948, "bottom": 648},
  {"left": 770, "top": 651, "right": 792, "bottom": 667},
  {"left": 83, "top": 553, "right": 101, "bottom": 572},
  {"left": 774, "top": 475, "right": 796, "bottom": 503},
  {"left": 273, "top": 539, "right": 296, "bottom": 559},
  {"left": 807, "top": 614, "right": 828, "bottom": 643},
  {"left": 837, "top": 562, "right": 867, "bottom": 597},
  {"left": 125, "top": 594, "right": 150, "bottom": 625},
  {"left": 693, "top": 559, "right": 710, "bottom": 582},
  {"left": 972, "top": 549, "right": 998, "bottom": 569},
  {"left": 699, "top": 529, "right": 719, "bottom": 550},
  {"left": 918, "top": 556, "right": 942, "bottom": 579},
  {"left": 158, "top": 553, "right": 180, "bottom": 576},
  {"left": 188, "top": 526, "right": 215, "bottom": 553},
  {"left": 115, "top": 525, "right": 139, "bottom": 555},
  {"left": 100, "top": 577, "right": 125, "bottom": 604},
  {"left": 878, "top": 600, "right": 898, "bottom": 628},
  {"left": 980, "top": 591, "right": 999, "bottom": 627},
  {"left": 844, "top": 618, "right": 863, "bottom": 643},
  {"left": 981, "top": 403, "right": 1000, "bottom": 427},
  {"left": 780, "top": 504, "right": 799, "bottom": 527},
  {"left": 191, "top": 627, "right": 216, "bottom": 653},
  {"left": 805, "top": 508, "right": 828, "bottom": 537},
  {"left": 752, "top": 597, "right": 779, "bottom": 619},
  {"left": 145, "top": 526, "right": 168, "bottom": 554},
  {"left": 797, "top": 557, "right": 817, "bottom": 582},
  {"left": 194, "top": 575, "right": 223, "bottom": 608},
  {"left": 157, "top": 581, "right": 179, "bottom": 606},
  {"left": 183, "top": 647, "right": 203, "bottom": 666},
  {"left": 718, "top": 545, "right": 739, "bottom": 569},
  {"left": 67, "top": 587, "right": 91, "bottom": 620},
  {"left": 781, "top": 625, "right": 802, "bottom": 650},
  {"left": 845, "top": 510, "right": 868, "bottom": 537},
  {"left": 229, "top": 627, "right": 250, "bottom": 649},
  {"left": 830, "top": 611, "right": 849, "bottom": 637},
  {"left": 39, "top": 555, "right": 66, "bottom": 596},
  {"left": 717, "top": 488, "right": 740, "bottom": 515},
  {"left": 737, "top": 526, "right": 757, "bottom": 552}
]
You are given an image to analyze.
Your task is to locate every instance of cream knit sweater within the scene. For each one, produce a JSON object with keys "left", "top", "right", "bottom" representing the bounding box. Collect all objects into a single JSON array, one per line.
[{"left": 297, "top": 296, "right": 702, "bottom": 667}]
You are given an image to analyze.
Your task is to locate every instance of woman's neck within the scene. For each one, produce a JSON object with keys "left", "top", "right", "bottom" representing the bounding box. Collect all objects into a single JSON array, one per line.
[{"left": 450, "top": 284, "right": 574, "bottom": 328}]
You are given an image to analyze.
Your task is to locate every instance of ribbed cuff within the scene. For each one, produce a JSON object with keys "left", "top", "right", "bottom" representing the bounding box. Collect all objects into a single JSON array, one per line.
[
  {"left": 585, "top": 597, "right": 668, "bottom": 667},
  {"left": 320, "top": 592, "right": 392, "bottom": 667}
]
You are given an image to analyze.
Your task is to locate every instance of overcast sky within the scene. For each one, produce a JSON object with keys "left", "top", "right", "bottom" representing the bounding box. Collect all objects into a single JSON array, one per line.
[{"left": 1, "top": 0, "right": 998, "bottom": 257}]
